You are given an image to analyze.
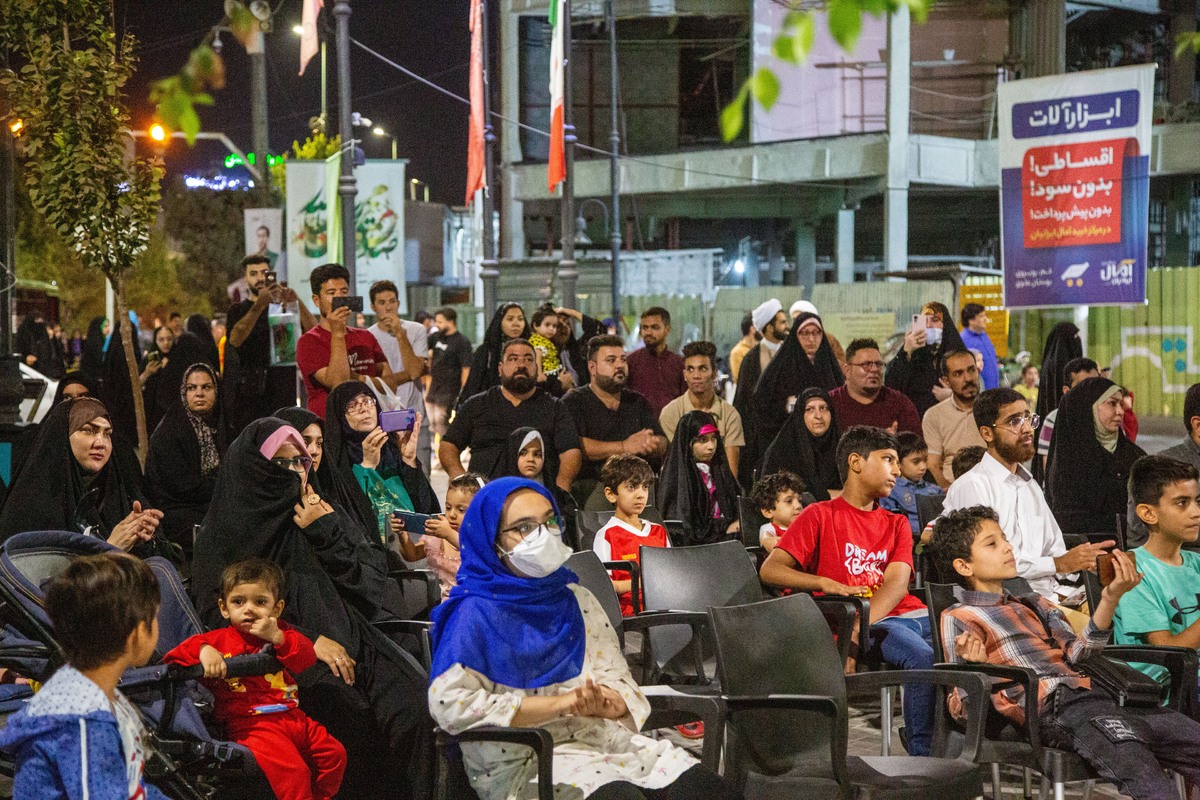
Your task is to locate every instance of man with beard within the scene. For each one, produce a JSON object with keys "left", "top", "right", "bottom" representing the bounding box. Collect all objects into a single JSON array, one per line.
[
  {"left": 731, "top": 298, "right": 789, "bottom": 427},
  {"left": 563, "top": 335, "right": 665, "bottom": 493},
  {"left": 659, "top": 340, "right": 745, "bottom": 479},
  {"left": 226, "top": 255, "right": 317, "bottom": 432},
  {"left": 942, "top": 388, "right": 1110, "bottom": 609},
  {"left": 439, "top": 338, "right": 582, "bottom": 491},
  {"left": 626, "top": 307, "right": 686, "bottom": 416},
  {"left": 828, "top": 339, "right": 922, "bottom": 435},
  {"left": 922, "top": 349, "right": 985, "bottom": 488}
]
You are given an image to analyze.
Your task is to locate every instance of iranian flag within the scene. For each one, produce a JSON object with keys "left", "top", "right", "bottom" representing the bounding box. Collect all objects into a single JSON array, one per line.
[{"left": 547, "top": 0, "right": 566, "bottom": 191}]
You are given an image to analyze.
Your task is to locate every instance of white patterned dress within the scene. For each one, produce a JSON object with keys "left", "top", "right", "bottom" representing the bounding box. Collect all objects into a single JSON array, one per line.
[{"left": 429, "top": 584, "right": 696, "bottom": 800}]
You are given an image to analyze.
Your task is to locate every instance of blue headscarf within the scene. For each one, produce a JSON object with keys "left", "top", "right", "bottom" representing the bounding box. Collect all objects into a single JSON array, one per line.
[{"left": 430, "top": 477, "right": 585, "bottom": 689}]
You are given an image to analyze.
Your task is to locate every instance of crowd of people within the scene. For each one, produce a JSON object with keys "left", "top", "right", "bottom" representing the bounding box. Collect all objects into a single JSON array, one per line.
[{"left": 2, "top": 260, "right": 1200, "bottom": 800}]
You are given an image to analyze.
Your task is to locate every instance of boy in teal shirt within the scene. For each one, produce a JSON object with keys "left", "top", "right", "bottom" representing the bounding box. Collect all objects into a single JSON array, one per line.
[{"left": 1114, "top": 455, "right": 1200, "bottom": 676}]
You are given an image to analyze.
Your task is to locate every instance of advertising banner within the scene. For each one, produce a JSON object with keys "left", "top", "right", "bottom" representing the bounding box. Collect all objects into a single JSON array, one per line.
[
  {"left": 998, "top": 65, "right": 1153, "bottom": 308},
  {"left": 285, "top": 159, "right": 407, "bottom": 311}
]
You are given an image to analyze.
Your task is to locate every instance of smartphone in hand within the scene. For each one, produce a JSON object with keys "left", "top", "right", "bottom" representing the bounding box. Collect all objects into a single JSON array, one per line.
[
  {"left": 380, "top": 408, "right": 416, "bottom": 433},
  {"left": 1097, "top": 551, "right": 1136, "bottom": 586},
  {"left": 331, "top": 296, "right": 364, "bottom": 313}
]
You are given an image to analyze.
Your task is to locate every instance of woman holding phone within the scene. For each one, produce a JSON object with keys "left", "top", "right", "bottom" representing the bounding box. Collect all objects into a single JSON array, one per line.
[{"left": 322, "top": 381, "right": 441, "bottom": 565}]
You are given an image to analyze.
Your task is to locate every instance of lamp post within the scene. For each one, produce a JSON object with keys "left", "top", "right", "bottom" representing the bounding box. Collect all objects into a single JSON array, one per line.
[
  {"left": 333, "top": 0, "right": 358, "bottom": 284},
  {"left": 605, "top": 0, "right": 622, "bottom": 329},
  {"left": 372, "top": 126, "right": 397, "bottom": 159}
]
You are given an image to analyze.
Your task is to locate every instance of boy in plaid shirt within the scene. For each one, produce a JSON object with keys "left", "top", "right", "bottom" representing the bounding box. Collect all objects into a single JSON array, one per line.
[{"left": 932, "top": 505, "right": 1200, "bottom": 800}]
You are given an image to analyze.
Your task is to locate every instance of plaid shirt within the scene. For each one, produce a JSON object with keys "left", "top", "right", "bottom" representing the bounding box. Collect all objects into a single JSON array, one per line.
[{"left": 941, "top": 590, "right": 1110, "bottom": 726}]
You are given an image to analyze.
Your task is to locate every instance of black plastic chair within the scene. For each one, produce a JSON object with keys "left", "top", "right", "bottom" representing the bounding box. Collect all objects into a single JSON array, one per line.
[
  {"left": 913, "top": 495, "right": 945, "bottom": 586},
  {"left": 709, "top": 592, "right": 988, "bottom": 800},
  {"left": 926, "top": 581, "right": 1197, "bottom": 800},
  {"left": 374, "top": 568, "right": 441, "bottom": 670},
  {"left": 737, "top": 496, "right": 769, "bottom": 551}
]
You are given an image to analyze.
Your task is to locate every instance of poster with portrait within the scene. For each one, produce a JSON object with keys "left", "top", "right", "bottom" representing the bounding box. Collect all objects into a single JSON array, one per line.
[
  {"left": 244, "top": 208, "right": 285, "bottom": 281},
  {"left": 998, "top": 65, "right": 1153, "bottom": 308}
]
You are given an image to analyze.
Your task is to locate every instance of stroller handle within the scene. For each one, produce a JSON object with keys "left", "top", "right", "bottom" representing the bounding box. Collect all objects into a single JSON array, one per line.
[{"left": 167, "top": 652, "right": 283, "bottom": 681}]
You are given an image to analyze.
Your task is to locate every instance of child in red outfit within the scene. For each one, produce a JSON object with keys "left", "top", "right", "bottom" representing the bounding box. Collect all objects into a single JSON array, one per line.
[
  {"left": 164, "top": 559, "right": 345, "bottom": 800},
  {"left": 591, "top": 454, "right": 667, "bottom": 617}
]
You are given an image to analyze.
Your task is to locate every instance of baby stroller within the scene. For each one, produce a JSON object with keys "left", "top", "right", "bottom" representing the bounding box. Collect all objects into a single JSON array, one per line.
[{"left": 0, "top": 530, "right": 277, "bottom": 799}]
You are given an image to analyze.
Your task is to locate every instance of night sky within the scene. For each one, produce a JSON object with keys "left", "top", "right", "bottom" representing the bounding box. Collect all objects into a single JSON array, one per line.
[{"left": 118, "top": 0, "right": 472, "bottom": 205}]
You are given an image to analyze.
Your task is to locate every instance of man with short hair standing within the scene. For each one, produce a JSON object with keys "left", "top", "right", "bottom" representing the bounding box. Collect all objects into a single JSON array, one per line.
[
  {"left": 829, "top": 339, "right": 923, "bottom": 435},
  {"left": 959, "top": 303, "right": 1000, "bottom": 390},
  {"left": 626, "top": 307, "right": 686, "bottom": 416},
  {"left": 367, "top": 280, "right": 431, "bottom": 474},
  {"left": 922, "top": 348, "right": 984, "bottom": 488},
  {"left": 440, "top": 338, "right": 581, "bottom": 490},
  {"left": 659, "top": 340, "right": 745, "bottom": 479},
  {"left": 226, "top": 255, "right": 317, "bottom": 433},
  {"left": 426, "top": 307, "right": 473, "bottom": 442},
  {"left": 563, "top": 335, "right": 666, "bottom": 495}
]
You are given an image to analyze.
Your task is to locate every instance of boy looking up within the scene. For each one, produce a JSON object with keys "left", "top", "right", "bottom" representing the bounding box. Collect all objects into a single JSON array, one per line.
[
  {"left": 750, "top": 471, "right": 805, "bottom": 552},
  {"left": 0, "top": 553, "right": 167, "bottom": 799},
  {"left": 592, "top": 454, "right": 668, "bottom": 617},
  {"left": 164, "top": 559, "right": 346, "bottom": 800},
  {"left": 933, "top": 505, "right": 1200, "bottom": 800},
  {"left": 1114, "top": 456, "right": 1200, "bottom": 667},
  {"left": 759, "top": 425, "right": 936, "bottom": 756}
]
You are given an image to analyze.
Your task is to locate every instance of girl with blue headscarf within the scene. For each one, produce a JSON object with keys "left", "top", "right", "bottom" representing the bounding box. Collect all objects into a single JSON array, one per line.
[{"left": 429, "top": 477, "right": 739, "bottom": 800}]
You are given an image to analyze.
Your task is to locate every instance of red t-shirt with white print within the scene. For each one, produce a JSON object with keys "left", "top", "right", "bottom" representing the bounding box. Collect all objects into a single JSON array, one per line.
[
  {"left": 296, "top": 325, "right": 386, "bottom": 418},
  {"left": 593, "top": 517, "right": 669, "bottom": 617},
  {"left": 775, "top": 496, "right": 925, "bottom": 617}
]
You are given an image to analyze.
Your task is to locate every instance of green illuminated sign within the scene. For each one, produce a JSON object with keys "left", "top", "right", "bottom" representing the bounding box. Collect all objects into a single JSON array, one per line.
[{"left": 224, "top": 152, "right": 283, "bottom": 169}]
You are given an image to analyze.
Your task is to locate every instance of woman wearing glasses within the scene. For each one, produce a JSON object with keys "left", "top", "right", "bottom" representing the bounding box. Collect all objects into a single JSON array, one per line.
[
  {"left": 0, "top": 397, "right": 164, "bottom": 553},
  {"left": 429, "top": 477, "right": 739, "bottom": 800},
  {"left": 1046, "top": 376, "right": 1145, "bottom": 536},
  {"left": 321, "top": 381, "right": 441, "bottom": 565},
  {"left": 193, "top": 418, "right": 436, "bottom": 800}
]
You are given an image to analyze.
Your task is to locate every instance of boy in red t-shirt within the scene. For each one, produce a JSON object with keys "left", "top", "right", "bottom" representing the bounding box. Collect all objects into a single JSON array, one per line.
[
  {"left": 759, "top": 425, "right": 936, "bottom": 756},
  {"left": 295, "top": 263, "right": 392, "bottom": 418},
  {"left": 164, "top": 559, "right": 346, "bottom": 800},
  {"left": 592, "top": 454, "right": 668, "bottom": 617},
  {"left": 750, "top": 470, "right": 806, "bottom": 552}
]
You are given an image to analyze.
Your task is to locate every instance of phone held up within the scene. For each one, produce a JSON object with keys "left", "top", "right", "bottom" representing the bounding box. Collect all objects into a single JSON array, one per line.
[
  {"left": 1097, "top": 551, "right": 1137, "bottom": 587},
  {"left": 330, "top": 296, "right": 364, "bottom": 314},
  {"left": 380, "top": 408, "right": 417, "bottom": 433}
]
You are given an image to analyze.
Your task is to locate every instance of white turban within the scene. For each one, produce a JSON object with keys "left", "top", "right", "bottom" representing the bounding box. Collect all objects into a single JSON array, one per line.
[
  {"left": 752, "top": 298, "right": 783, "bottom": 332},
  {"left": 790, "top": 300, "right": 819, "bottom": 317}
]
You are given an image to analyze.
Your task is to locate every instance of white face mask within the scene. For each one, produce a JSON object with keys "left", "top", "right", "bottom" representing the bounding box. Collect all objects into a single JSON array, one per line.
[
  {"left": 499, "top": 523, "right": 572, "bottom": 578},
  {"left": 925, "top": 326, "right": 942, "bottom": 346}
]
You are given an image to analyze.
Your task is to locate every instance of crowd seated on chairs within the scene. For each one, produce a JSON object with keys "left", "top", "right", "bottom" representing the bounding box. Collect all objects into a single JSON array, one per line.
[{"left": 9, "top": 292, "right": 1200, "bottom": 800}]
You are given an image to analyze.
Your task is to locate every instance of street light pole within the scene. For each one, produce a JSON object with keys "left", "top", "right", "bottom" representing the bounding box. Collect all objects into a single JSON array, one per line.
[
  {"left": 557, "top": 0, "right": 578, "bottom": 310},
  {"left": 333, "top": 0, "right": 358, "bottom": 285},
  {"left": 249, "top": 29, "right": 271, "bottom": 197},
  {"left": 478, "top": 0, "right": 500, "bottom": 316},
  {"left": 606, "top": 0, "right": 621, "bottom": 329}
]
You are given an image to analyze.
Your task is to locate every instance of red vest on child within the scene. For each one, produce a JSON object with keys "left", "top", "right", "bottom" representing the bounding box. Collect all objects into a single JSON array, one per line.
[{"left": 592, "top": 517, "right": 669, "bottom": 616}]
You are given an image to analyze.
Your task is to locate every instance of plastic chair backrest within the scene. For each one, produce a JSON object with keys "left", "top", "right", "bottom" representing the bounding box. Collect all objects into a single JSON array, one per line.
[
  {"left": 640, "top": 540, "right": 764, "bottom": 672},
  {"left": 916, "top": 494, "right": 945, "bottom": 532},
  {"left": 709, "top": 593, "right": 847, "bottom": 781},
  {"left": 737, "top": 496, "right": 768, "bottom": 549},
  {"left": 575, "top": 509, "right": 611, "bottom": 552},
  {"left": 1083, "top": 569, "right": 1102, "bottom": 614},
  {"left": 924, "top": 582, "right": 966, "bottom": 663},
  {"left": 566, "top": 551, "right": 625, "bottom": 645}
]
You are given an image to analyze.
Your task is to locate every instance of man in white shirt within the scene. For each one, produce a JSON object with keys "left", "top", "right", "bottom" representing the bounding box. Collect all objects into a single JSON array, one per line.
[
  {"left": 367, "top": 280, "right": 432, "bottom": 474},
  {"left": 942, "top": 387, "right": 1113, "bottom": 606}
]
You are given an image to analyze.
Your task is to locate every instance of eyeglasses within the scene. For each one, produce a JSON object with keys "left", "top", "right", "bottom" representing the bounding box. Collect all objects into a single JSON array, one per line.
[
  {"left": 990, "top": 413, "right": 1040, "bottom": 433},
  {"left": 270, "top": 456, "right": 311, "bottom": 471},
  {"left": 346, "top": 397, "right": 376, "bottom": 413},
  {"left": 849, "top": 360, "right": 885, "bottom": 371},
  {"left": 500, "top": 515, "right": 564, "bottom": 539}
]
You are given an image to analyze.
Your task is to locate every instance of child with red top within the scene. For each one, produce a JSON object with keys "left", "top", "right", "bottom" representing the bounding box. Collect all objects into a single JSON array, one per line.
[
  {"left": 592, "top": 454, "right": 668, "bottom": 617},
  {"left": 164, "top": 559, "right": 345, "bottom": 800},
  {"left": 759, "top": 425, "right": 936, "bottom": 756},
  {"left": 750, "top": 470, "right": 806, "bottom": 552}
]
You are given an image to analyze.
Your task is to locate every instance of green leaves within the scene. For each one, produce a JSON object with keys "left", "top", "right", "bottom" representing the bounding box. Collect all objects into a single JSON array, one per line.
[
  {"left": 828, "top": 0, "right": 864, "bottom": 51},
  {"left": 150, "top": 44, "right": 225, "bottom": 145},
  {"left": 720, "top": 86, "right": 749, "bottom": 143}
]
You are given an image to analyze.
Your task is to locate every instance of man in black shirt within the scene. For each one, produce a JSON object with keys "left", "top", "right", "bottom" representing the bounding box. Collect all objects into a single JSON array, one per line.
[
  {"left": 426, "top": 306, "right": 474, "bottom": 439},
  {"left": 562, "top": 334, "right": 665, "bottom": 494},
  {"left": 440, "top": 338, "right": 581, "bottom": 491},
  {"left": 225, "top": 255, "right": 317, "bottom": 433}
]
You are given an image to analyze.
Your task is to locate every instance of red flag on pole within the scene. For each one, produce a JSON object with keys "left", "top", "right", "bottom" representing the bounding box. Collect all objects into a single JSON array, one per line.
[
  {"left": 465, "top": 0, "right": 486, "bottom": 204},
  {"left": 547, "top": 0, "right": 565, "bottom": 191}
]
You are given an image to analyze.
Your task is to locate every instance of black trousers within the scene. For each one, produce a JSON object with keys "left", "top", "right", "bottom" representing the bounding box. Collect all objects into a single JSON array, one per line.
[
  {"left": 587, "top": 766, "right": 741, "bottom": 800},
  {"left": 1041, "top": 686, "right": 1200, "bottom": 800}
]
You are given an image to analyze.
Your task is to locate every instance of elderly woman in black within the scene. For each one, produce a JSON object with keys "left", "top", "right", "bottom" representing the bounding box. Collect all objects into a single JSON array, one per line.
[
  {"left": 0, "top": 398, "right": 163, "bottom": 552},
  {"left": 192, "top": 419, "right": 433, "bottom": 799}
]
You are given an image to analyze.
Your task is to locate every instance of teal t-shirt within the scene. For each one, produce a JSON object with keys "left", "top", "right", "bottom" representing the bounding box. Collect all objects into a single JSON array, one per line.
[{"left": 1114, "top": 546, "right": 1200, "bottom": 679}]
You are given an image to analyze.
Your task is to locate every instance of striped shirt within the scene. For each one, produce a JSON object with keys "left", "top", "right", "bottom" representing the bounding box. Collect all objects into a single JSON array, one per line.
[{"left": 941, "top": 590, "right": 1110, "bottom": 726}]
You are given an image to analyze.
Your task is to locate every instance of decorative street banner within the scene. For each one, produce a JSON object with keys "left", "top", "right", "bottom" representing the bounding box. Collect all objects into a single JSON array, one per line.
[
  {"left": 998, "top": 65, "right": 1153, "bottom": 308},
  {"left": 285, "top": 159, "right": 407, "bottom": 311}
]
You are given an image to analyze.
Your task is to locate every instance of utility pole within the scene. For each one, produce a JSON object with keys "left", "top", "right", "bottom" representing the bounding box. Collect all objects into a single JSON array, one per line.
[
  {"left": 249, "top": 29, "right": 271, "bottom": 197},
  {"left": 0, "top": 75, "right": 24, "bottom": 424},
  {"left": 606, "top": 0, "right": 621, "bottom": 328},
  {"left": 333, "top": 0, "right": 358, "bottom": 285},
  {"left": 557, "top": 0, "right": 578, "bottom": 310},
  {"left": 479, "top": 0, "right": 499, "bottom": 316}
]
